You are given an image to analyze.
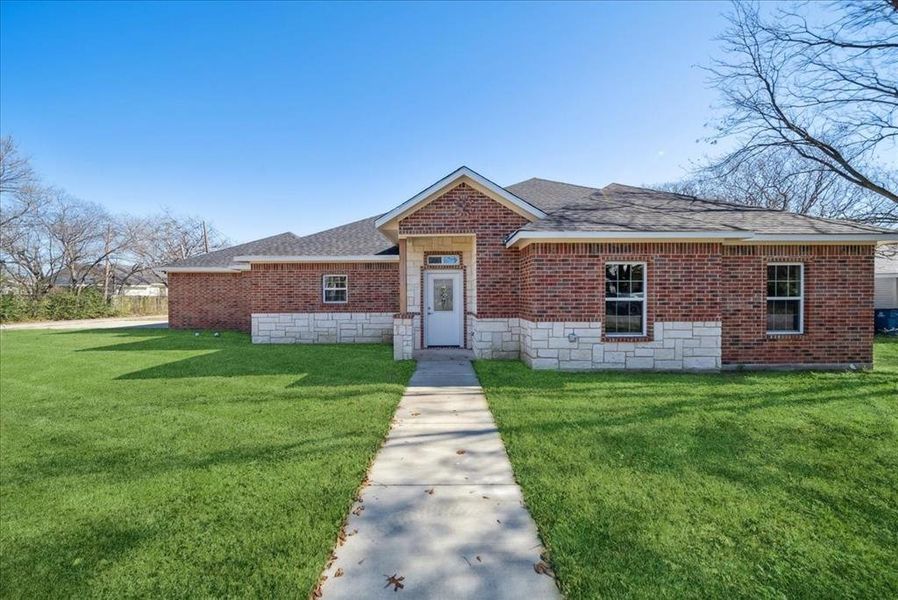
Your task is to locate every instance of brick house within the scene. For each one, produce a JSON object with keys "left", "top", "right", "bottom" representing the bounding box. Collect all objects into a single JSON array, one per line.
[{"left": 163, "top": 167, "right": 898, "bottom": 370}]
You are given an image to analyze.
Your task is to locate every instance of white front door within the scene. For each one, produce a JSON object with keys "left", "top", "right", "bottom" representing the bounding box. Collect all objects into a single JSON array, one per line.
[{"left": 424, "top": 271, "right": 463, "bottom": 347}]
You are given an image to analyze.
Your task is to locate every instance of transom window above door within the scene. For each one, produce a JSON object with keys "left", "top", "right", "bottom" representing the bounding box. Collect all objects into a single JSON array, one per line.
[
  {"left": 426, "top": 254, "right": 461, "bottom": 266},
  {"left": 605, "top": 262, "right": 647, "bottom": 336}
]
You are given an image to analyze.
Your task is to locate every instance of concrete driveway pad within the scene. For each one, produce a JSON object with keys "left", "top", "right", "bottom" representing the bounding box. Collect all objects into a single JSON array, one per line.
[{"left": 319, "top": 358, "right": 559, "bottom": 600}]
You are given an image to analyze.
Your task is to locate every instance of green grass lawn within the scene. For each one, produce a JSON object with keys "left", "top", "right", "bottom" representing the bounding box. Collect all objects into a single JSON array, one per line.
[
  {"left": 475, "top": 338, "right": 898, "bottom": 600},
  {"left": 0, "top": 328, "right": 414, "bottom": 599}
]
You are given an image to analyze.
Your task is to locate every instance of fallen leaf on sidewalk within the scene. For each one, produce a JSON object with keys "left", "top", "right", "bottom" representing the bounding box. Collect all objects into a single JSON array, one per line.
[
  {"left": 456, "top": 449, "right": 466, "bottom": 455},
  {"left": 334, "top": 568, "right": 344, "bottom": 578},
  {"left": 424, "top": 488, "right": 434, "bottom": 495},
  {"left": 482, "top": 495, "right": 489, "bottom": 499},
  {"left": 352, "top": 505, "right": 365, "bottom": 516},
  {"left": 476, "top": 555, "right": 482, "bottom": 563},
  {"left": 533, "top": 560, "right": 554, "bottom": 577},
  {"left": 410, "top": 411, "right": 421, "bottom": 416},
  {"left": 384, "top": 573, "right": 405, "bottom": 591}
]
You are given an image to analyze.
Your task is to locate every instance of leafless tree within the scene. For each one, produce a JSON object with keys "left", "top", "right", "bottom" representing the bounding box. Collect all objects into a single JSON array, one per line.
[
  {"left": 0, "top": 136, "right": 47, "bottom": 235},
  {"left": 1, "top": 137, "right": 231, "bottom": 297},
  {"left": 703, "top": 1, "right": 898, "bottom": 204},
  {"left": 658, "top": 148, "right": 898, "bottom": 226},
  {"left": 0, "top": 189, "right": 62, "bottom": 299},
  {"left": 0, "top": 136, "right": 34, "bottom": 196},
  {"left": 131, "top": 210, "right": 230, "bottom": 274}
]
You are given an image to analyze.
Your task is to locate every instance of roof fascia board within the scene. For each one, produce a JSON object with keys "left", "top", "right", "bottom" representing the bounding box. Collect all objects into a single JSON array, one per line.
[
  {"left": 233, "top": 255, "right": 399, "bottom": 263},
  {"left": 398, "top": 233, "right": 476, "bottom": 239},
  {"left": 506, "top": 230, "right": 898, "bottom": 248},
  {"left": 161, "top": 266, "right": 245, "bottom": 273},
  {"left": 506, "top": 230, "right": 748, "bottom": 247},
  {"left": 374, "top": 167, "right": 546, "bottom": 229},
  {"left": 742, "top": 234, "right": 898, "bottom": 242}
]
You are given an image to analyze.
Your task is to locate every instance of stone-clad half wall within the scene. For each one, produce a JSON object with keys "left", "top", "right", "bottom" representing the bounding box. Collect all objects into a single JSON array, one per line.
[
  {"left": 252, "top": 312, "right": 394, "bottom": 344},
  {"left": 471, "top": 317, "right": 521, "bottom": 359},
  {"left": 520, "top": 319, "right": 722, "bottom": 370}
]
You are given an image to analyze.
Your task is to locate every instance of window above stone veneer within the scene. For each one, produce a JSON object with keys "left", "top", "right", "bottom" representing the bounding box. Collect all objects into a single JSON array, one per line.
[
  {"left": 323, "top": 274, "right": 348, "bottom": 303},
  {"left": 605, "top": 262, "right": 647, "bottom": 336}
]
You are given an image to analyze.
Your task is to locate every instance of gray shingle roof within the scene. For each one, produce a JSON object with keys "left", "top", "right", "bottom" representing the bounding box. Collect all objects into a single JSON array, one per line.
[
  {"left": 166, "top": 176, "right": 895, "bottom": 270},
  {"left": 163, "top": 216, "right": 397, "bottom": 269},
  {"left": 508, "top": 179, "right": 892, "bottom": 235}
]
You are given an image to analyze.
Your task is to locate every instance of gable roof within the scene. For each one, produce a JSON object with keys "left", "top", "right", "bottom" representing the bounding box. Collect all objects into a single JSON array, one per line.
[{"left": 373, "top": 166, "right": 547, "bottom": 230}]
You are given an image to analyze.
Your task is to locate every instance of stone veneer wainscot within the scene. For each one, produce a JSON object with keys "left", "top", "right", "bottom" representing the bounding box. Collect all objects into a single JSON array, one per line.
[
  {"left": 251, "top": 312, "right": 394, "bottom": 344},
  {"left": 520, "top": 320, "right": 722, "bottom": 370}
]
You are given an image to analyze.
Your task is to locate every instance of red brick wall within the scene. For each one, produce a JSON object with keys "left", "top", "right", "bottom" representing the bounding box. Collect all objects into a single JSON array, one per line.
[
  {"left": 520, "top": 243, "right": 722, "bottom": 339},
  {"left": 249, "top": 262, "right": 399, "bottom": 313},
  {"left": 168, "top": 272, "right": 250, "bottom": 331},
  {"left": 168, "top": 263, "right": 399, "bottom": 331},
  {"left": 721, "top": 244, "right": 875, "bottom": 365},
  {"left": 398, "top": 182, "right": 528, "bottom": 318}
]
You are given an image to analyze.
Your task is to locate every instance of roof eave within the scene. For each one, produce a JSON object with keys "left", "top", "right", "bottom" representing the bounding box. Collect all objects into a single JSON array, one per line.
[
  {"left": 161, "top": 265, "right": 250, "bottom": 273},
  {"left": 232, "top": 255, "right": 399, "bottom": 263},
  {"left": 505, "top": 230, "right": 898, "bottom": 248}
]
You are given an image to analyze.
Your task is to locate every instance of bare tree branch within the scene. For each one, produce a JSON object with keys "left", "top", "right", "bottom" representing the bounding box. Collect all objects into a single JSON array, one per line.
[{"left": 702, "top": 1, "right": 898, "bottom": 204}]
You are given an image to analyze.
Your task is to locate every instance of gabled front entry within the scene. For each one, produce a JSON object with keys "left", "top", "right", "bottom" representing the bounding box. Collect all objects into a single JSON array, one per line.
[{"left": 424, "top": 271, "right": 463, "bottom": 347}]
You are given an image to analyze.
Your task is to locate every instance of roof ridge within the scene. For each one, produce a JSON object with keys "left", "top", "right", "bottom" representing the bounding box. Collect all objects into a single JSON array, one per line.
[{"left": 510, "top": 177, "right": 601, "bottom": 193}]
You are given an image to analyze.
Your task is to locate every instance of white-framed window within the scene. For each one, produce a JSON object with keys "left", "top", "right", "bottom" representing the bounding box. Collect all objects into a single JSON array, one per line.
[
  {"left": 766, "top": 263, "right": 803, "bottom": 334},
  {"left": 426, "top": 254, "right": 461, "bottom": 266},
  {"left": 322, "top": 274, "right": 348, "bottom": 303},
  {"left": 605, "top": 262, "right": 646, "bottom": 336}
]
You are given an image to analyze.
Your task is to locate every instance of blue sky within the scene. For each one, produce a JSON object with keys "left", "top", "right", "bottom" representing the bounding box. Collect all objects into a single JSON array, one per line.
[{"left": 1, "top": 1, "right": 731, "bottom": 242}]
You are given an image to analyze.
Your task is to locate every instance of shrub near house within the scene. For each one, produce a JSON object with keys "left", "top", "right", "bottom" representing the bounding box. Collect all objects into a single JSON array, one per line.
[{"left": 0, "top": 289, "right": 117, "bottom": 322}]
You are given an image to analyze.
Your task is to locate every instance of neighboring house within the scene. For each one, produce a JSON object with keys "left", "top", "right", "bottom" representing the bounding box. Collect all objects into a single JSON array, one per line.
[
  {"left": 162, "top": 167, "right": 898, "bottom": 371},
  {"left": 55, "top": 267, "right": 168, "bottom": 297},
  {"left": 875, "top": 253, "right": 898, "bottom": 309}
]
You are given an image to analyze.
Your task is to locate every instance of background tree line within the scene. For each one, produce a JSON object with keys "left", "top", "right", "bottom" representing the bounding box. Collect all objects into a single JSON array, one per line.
[
  {"left": 0, "top": 136, "right": 229, "bottom": 320},
  {"left": 659, "top": 0, "right": 897, "bottom": 237}
]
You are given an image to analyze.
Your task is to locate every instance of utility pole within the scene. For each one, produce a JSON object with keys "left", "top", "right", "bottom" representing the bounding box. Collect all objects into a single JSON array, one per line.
[{"left": 202, "top": 221, "right": 209, "bottom": 254}]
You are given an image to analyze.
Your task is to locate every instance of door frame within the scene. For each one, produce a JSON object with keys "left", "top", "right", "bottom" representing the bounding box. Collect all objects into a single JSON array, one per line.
[{"left": 423, "top": 270, "right": 464, "bottom": 347}]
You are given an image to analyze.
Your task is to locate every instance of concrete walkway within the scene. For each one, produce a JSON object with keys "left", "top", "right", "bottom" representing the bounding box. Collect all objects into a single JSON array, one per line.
[
  {"left": 319, "top": 357, "right": 559, "bottom": 599},
  {"left": 0, "top": 315, "right": 168, "bottom": 330}
]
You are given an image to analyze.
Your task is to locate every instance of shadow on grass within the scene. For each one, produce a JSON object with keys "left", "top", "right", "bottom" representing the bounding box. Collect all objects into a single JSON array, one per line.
[
  {"left": 65, "top": 328, "right": 410, "bottom": 385},
  {"left": 475, "top": 347, "right": 898, "bottom": 597},
  {"left": 5, "top": 434, "right": 364, "bottom": 488},
  {"left": 2, "top": 518, "right": 154, "bottom": 599}
]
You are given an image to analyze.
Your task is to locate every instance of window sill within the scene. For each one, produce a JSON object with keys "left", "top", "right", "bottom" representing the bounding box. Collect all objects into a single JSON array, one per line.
[
  {"left": 766, "top": 331, "right": 803, "bottom": 336},
  {"left": 603, "top": 334, "right": 652, "bottom": 343}
]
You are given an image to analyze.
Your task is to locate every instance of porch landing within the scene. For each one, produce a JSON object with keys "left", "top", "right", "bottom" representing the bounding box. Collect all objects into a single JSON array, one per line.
[{"left": 412, "top": 347, "right": 475, "bottom": 361}]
